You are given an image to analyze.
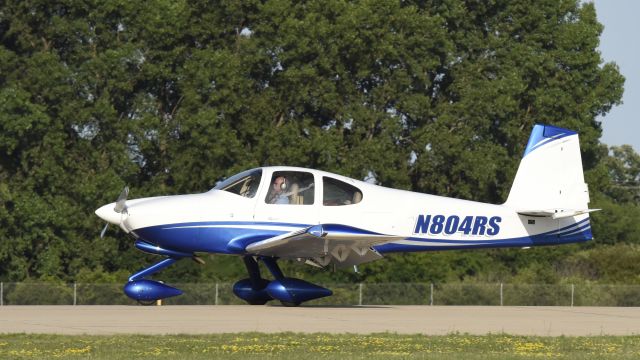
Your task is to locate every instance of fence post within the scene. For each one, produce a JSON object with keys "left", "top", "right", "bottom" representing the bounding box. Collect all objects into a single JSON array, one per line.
[
  {"left": 215, "top": 283, "right": 219, "bottom": 305},
  {"left": 73, "top": 283, "right": 77, "bottom": 306},
  {"left": 571, "top": 284, "right": 574, "bottom": 307},
  {"left": 430, "top": 283, "right": 434, "bottom": 306},
  {"left": 500, "top": 283, "right": 503, "bottom": 306},
  {"left": 358, "top": 283, "right": 363, "bottom": 306},
  {"left": 1, "top": 282, "right": 3, "bottom": 306}
]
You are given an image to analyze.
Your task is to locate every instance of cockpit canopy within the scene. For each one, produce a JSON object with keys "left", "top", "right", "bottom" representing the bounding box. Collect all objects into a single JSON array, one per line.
[{"left": 213, "top": 167, "right": 363, "bottom": 206}]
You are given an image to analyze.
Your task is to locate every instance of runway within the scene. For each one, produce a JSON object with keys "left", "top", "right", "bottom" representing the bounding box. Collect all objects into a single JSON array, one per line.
[{"left": 1, "top": 305, "right": 639, "bottom": 336}]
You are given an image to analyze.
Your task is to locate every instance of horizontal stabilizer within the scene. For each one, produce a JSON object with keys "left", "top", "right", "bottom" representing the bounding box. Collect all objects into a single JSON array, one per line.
[
  {"left": 517, "top": 208, "right": 600, "bottom": 220},
  {"left": 245, "top": 224, "right": 402, "bottom": 267}
]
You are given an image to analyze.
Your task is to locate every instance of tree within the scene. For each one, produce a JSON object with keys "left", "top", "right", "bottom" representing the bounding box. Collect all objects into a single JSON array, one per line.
[
  {"left": 0, "top": 0, "right": 632, "bottom": 284},
  {"left": 605, "top": 145, "right": 640, "bottom": 204}
]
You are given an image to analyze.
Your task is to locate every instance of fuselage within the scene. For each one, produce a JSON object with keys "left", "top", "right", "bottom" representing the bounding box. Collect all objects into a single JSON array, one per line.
[
  {"left": 97, "top": 166, "right": 592, "bottom": 257},
  {"left": 95, "top": 124, "right": 596, "bottom": 305}
]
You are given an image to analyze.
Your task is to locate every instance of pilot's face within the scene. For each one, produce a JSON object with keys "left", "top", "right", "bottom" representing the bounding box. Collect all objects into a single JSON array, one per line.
[{"left": 273, "top": 177, "right": 285, "bottom": 193}]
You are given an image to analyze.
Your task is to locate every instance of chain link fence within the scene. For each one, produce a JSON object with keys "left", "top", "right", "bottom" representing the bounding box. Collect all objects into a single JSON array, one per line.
[{"left": 1, "top": 282, "right": 639, "bottom": 306}]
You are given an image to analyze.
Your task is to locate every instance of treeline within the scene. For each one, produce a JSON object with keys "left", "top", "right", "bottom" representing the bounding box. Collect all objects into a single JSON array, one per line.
[{"left": 0, "top": 0, "right": 638, "bottom": 285}]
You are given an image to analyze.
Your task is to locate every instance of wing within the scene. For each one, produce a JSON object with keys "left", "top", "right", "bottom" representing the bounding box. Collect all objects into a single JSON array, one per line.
[{"left": 245, "top": 224, "right": 403, "bottom": 267}]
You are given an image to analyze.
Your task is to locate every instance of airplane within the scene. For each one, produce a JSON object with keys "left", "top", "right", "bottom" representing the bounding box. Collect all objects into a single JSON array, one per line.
[{"left": 95, "top": 124, "right": 597, "bottom": 306}]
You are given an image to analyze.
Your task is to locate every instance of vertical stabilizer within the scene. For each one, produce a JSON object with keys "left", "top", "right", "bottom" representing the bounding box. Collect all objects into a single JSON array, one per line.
[{"left": 505, "top": 124, "right": 591, "bottom": 216}]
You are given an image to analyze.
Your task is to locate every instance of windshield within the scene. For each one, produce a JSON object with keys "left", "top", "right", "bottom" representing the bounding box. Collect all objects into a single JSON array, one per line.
[{"left": 213, "top": 168, "right": 262, "bottom": 198}]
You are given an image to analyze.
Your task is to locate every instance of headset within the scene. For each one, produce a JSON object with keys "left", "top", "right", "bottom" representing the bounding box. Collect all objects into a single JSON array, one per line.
[{"left": 273, "top": 176, "right": 287, "bottom": 191}]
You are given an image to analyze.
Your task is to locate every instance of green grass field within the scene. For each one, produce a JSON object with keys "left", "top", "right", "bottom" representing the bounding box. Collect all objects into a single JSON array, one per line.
[{"left": 1, "top": 333, "right": 639, "bottom": 359}]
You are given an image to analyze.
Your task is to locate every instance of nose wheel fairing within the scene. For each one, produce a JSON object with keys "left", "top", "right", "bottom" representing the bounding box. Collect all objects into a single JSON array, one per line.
[
  {"left": 123, "top": 259, "right": 184, "bottom": 303},
  {"left": 124, "top": 279, "right": 182, "bottom": 302},
  {"left": 122, "top": 243, "right": 191, "bottom": 304}
]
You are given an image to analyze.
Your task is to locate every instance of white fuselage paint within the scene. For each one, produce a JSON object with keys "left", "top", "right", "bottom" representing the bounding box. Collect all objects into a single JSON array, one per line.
[{"left": 98, "top": 166, "right": 588, "bottom": 253}]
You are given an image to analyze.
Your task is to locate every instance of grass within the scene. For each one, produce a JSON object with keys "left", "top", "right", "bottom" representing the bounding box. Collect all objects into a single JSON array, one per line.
[{"left": 1, "top": 333, "right": 640, "bottom": 359}]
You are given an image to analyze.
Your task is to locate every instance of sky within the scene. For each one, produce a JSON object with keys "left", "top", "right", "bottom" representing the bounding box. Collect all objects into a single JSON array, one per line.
[{"left": 593, "top": 0, "right": 640, "bottom": 152}]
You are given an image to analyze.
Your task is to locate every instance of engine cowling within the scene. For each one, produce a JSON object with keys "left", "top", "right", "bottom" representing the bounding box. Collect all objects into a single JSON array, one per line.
[
  {"left": 123, "top": 279, "right": 182, "bottom": 301},
  {"left": 266, "top": 278, "right": 332, "bottom": 304},
  {"left": 233, "top": 278, "right": 272, "bottom": 304}
]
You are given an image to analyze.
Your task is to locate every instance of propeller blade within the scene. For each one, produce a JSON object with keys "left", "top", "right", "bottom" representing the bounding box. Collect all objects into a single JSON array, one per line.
[
  {"left": 114, "top": 186, "right": 129, "bottom": 213},
  {"left": 100, "top": 223, "right": 109, "bottom": 238}
]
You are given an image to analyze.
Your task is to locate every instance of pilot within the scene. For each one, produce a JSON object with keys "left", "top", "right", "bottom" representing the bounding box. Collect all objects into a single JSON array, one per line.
[{"left": 268, "top": 176, "right": 290, "bottom": 204}]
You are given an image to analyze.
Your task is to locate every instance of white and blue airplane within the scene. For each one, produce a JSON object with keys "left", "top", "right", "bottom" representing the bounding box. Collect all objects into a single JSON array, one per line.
[{"left": 96, "top": 124, "right": 597, "bottom": 306}]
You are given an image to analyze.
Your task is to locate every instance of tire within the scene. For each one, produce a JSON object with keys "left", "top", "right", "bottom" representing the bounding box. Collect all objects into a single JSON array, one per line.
[
  {"left": 280, "top": 301, "right": 301, "bottom": 307},
  {"left": 137, "top": 299, "right": 157, "bottom": 306},
  {"left": 247, "top": 300, "right": 269, "bottom": 305}
]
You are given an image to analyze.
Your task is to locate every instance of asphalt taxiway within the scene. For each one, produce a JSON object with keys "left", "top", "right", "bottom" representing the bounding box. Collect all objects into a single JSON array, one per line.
[{"left": 1, "top": 305, "right": 638, "bottom": 336}]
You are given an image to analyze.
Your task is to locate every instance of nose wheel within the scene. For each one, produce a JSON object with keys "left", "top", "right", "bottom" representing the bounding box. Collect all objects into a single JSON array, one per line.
[
  {"left": 137, "top": 299, "right": 157, "bottom": 306},
  {"left": 280, "top": 301, "right": 301, "bottom": 307}
]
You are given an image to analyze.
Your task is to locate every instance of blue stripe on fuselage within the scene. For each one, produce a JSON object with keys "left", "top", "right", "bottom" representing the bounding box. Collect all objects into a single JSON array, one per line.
[
  {"left": 132, "top": 221, "right": 309, "bottom": 254},
  {"left": 131, "top": 219, "right": 592, "bottom": 255},
  {"left": 374, "top": 227, "right": 592, "bottom": 253}
]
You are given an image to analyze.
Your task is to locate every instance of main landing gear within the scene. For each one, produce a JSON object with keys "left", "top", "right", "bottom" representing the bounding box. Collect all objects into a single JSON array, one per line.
[{"left": 233, "top": 256, "right": 332, "bottom": 307}]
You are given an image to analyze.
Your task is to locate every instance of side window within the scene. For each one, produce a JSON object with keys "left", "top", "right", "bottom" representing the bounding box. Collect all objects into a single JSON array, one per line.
[
  {"left": 265, "top": 171, "right": 315, "bottom": 205},
  {"left": 323, "top": 177, "right": 363, "bottom": 206}
]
